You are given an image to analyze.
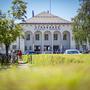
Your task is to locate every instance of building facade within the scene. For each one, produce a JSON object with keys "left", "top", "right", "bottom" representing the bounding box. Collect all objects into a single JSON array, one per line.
[
  {"left": 0, "top": 11, "right": 90, "bottom": 53},
  {"left": 19, "top": 11, "right": 75, "bottom": 53}
]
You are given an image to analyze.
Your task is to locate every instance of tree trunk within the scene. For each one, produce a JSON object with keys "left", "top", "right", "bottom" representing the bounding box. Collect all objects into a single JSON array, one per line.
[{"left": 5, "top": 44, "right": 9, "bottom": 65}]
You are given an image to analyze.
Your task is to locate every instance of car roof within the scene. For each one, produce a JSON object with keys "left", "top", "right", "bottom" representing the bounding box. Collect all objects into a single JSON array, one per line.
[{"left": 65, "top": 49, "right": 79, "bottom": 51}]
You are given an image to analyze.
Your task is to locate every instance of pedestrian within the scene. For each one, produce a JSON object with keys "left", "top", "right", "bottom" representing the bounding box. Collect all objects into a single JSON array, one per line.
[
  {"left": 10, "top": 50, "right": 15, "bottom": 63},
  {"left": 17, "top": 50, "right": 22, "bottom": 61}
]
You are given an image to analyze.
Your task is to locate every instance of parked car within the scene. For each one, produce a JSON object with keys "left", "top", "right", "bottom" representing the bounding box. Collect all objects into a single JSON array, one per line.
[
  {"left": 64, "top": 49, "right": 81, "bottom": 54},
  {"left": 23, "top": 50, "right": 35, "bottom": 55},
  {"left": 82, "top": 50, "right": 90, "bottom": 54}
]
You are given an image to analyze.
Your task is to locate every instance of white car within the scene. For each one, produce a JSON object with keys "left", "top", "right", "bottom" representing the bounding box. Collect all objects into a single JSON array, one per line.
[{"left": 64, "top": 49, "right": 81, "bottom": 54}]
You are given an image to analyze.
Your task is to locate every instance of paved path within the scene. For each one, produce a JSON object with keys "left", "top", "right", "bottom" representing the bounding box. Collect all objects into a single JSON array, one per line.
[{"left": 18, "top": 64, "right": 29, "bottom": 69}]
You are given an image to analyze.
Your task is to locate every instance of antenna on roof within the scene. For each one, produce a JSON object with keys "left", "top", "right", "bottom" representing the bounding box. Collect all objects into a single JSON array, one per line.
[
  {"left": 32, "top": 10, "right": 34, "bottom": 17},
  {"left": 50, "top": 0, "right": 51, "bottom": 14}
]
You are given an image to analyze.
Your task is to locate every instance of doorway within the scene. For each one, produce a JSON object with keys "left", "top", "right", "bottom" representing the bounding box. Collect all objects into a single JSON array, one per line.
[
  {"left": 34, "top": 45, "right": 41, "bottom": 53},
  {"left": 53, "top": 45, "right": 59, "bottom": 53}
]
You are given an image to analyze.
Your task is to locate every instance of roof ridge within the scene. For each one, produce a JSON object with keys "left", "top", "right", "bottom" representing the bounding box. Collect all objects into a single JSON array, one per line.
[
  {"left": 34, "top": 11, "right": 54, "bottom": 17},
  {"left": 25, "top": 11, "right": 71, "bottom": 24}
]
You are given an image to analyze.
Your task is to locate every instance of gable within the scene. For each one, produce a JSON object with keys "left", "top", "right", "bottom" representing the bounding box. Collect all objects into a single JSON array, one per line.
[{"left": 25, "top": 11, "right": 71, "bottom": 24}]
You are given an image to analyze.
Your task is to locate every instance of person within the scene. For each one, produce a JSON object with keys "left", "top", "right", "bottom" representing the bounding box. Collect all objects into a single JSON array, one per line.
[
  {"left": 17, "top": 50, "right": 22, "bottom": 61},
  {"left": 10, "top": 50, "right": 14, "bottom": 63}
]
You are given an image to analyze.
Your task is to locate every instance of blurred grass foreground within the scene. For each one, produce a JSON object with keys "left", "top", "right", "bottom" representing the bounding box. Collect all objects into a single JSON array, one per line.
[{"left": 0, "top": 54, "right": 90, "bottom": 90}]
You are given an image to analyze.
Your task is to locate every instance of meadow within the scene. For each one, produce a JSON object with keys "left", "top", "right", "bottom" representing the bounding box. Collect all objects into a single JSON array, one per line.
[
  {"left": 0, "top": 54, "right": 90, "bottom": 90},
  {"left": 23, "top": 54, "right": 90, "bottom": 65}
]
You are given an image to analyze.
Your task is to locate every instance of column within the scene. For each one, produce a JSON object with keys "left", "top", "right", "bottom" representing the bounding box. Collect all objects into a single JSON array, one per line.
[
  {"left": 70, "top": 31, "right": 76, "bottom": 49},
  {"left": 18, "top": 36, "right": 25, "bottom": 52},
  {"left": 32, "top": 33, "right": 34, "bottom": 51},
  {"left": 41, "top": 31, "right": 44, "bottom": 53},
  {"left": 17, "top": 37, "right": 20, "bottom": 50},
  {"left": 51, "top": 31, "right": 53, "bottom": 54},
  {"left": 60, "top": 32, "right": 63, "bottom": 53}
]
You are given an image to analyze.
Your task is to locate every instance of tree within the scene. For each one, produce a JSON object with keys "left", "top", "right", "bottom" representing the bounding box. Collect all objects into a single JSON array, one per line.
[
  {"left": 0, "top": 0, "right": 27, "bottom": 64},
  {"left": 11, "top": 0, "right": 27, "bottom": 21},
  {"left": 0, "top": 12, "right": 22, "bottom": 64},
  {"left": 72, "top": 0, "right": 90, "bottom": 47}
]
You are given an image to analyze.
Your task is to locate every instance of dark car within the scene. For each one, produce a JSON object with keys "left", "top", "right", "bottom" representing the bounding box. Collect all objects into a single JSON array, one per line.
[
  {"left": 23, "top": 50, "right": 35, "bottom": 55},
  {"left": 82, "top": 50, "right": 90, "bottom": 54}
]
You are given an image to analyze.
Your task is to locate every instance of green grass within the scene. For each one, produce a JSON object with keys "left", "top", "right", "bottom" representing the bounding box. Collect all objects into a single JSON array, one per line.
[
  {"left": 0, "top": 54, "right": 90, "bottom": 90},
  {"left": 22, "top": 54, "right": 90, "bottom": 65}
]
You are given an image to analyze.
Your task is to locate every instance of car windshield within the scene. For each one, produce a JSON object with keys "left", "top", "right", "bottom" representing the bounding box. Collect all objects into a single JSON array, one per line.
[
  {"left": 67, "top": 51, "right": 79, "bottom": 54},
  {"left": 24, "top": 50, "right": 35, "bottom": 54}
]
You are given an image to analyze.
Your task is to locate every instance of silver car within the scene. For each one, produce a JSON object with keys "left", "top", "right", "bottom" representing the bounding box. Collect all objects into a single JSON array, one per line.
[{"left": 64, "top": 49, "right": 81, "bottom": 54}]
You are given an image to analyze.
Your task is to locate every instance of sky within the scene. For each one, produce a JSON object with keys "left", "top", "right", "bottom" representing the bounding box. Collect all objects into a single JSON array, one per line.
[{"left": 0, "top": 0, "right": 80, "bottom": 21}]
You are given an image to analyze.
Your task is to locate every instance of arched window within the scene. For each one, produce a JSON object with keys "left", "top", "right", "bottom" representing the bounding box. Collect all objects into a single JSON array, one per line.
[
  {"left": 26, "top": 34, "right": 30, "bottom": 40},
  {"left": 35, "top": 34, "right": 40, "bottom": 40},
  {"left": 44, "top": 34, "right": 49, "bottom": 40},
  {"left": 54, "top": 34, "right": 58, "bottom": 40},
  {"left": 63, "top": 33, "right": 67, "bottom": 40}
]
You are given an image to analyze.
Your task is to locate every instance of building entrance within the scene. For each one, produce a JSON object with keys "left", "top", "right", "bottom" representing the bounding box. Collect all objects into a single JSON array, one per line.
[
  {"left": 44, "top": 45, "right": 51, "bottom": 51},
  {"left": 34, "top": 45, "right": 41, "bottom": 53},
  {"left": 53, "top": 45, "right": 59, "bottom": 53}
]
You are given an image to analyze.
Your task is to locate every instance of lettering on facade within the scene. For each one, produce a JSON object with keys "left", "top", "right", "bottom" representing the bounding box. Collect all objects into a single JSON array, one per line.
[{"left": 34, "top": 25, "right": 61, "bottom": 30}]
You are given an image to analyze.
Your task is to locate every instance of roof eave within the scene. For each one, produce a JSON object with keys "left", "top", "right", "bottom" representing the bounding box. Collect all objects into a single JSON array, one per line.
[{"left": 20, "top": 22, "right": 72, "bottom": 24}]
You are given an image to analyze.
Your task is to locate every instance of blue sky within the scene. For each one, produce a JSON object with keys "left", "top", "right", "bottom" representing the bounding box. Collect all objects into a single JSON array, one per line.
[{"left": 0, "top": 0, "right": 80, "bottom": 21}]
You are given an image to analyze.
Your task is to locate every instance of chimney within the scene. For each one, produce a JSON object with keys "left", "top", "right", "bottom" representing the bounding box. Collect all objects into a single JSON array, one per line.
[
  {"left": 47, "top": 10, "right": 49, "bottom": 13},
  {"left": 32, "top": 10, "right": 34, "bottom": 17}
]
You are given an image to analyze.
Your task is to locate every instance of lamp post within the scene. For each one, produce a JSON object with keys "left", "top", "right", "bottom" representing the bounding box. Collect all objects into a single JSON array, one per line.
[{"left": 32, "top": 33, "right": 34, "bottom": 52}]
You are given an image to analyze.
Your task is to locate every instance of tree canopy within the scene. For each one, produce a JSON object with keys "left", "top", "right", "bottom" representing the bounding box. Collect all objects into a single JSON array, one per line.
[
  {"left": 11, "top": 0, "right": 27, "bottom": 20},
  {"left": 72, "top": 0, "right": 90, "bottom": 45},
  {"left": 0, "top": 17, "right": 22, "bottom": 46},
  {"left": 0, "top": 0, "right": 27, "bottom": 64}
]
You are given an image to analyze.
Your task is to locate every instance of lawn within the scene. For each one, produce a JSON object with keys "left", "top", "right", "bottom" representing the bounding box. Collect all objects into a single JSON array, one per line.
[
  {"left": 0, "top": 54, "right": 90, "bottom": 90},
  {"left": 23, "top": 54, "right": 90, "bottom": 65}
]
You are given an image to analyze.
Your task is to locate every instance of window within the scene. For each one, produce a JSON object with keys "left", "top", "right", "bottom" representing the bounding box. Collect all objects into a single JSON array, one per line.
[
  {"left": 41, "top": 26, "right": 43, "bottom": 29},
  {"left": 25, "top": 46, "right": 27, "bottom": 50},
  {"left": 26, "top": 34, "right": 30, "bottom": 40},
  {"left": 58, "top": 26, "right": 60, "bottom": 29},
  {"left": 82, "top": 45, "right": 87, "bottom": 51},
  {"left": 12, "top": 45, "right": 17, "bottom": 49},
  {"left": 49, "top": 26, "right": 51, "bottom": 29},
  {"left": 76, "top": 45, "right": 80, "bottom": 50},
  {"left": 46, "top": 26, "right": 48, "bottom": 29},
  {"left": 35, "top": 34, "right": 40, "bottom": 40},
  {"left": 44, "top": 34, "right": 49, "bottom": 40},
  {"left": 35, "top": 25, "right": 37, "bottom": 29},
  {"left": 44, "top": 26, "right": 45, "bottom": 29},
  {"left": 52, "top": 26, "right": 54, "bottom": 29},
  {"left": 29, "top": 46, "right": 32, "bottom": 50},
  {"left": 54, "top": 34, "right": 58, "bottom": 40},
  {"left": 63, "top": 34, "right": 67, "bottom": 40}
]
